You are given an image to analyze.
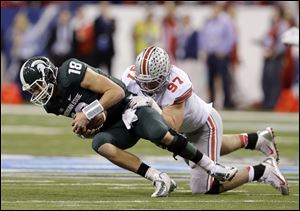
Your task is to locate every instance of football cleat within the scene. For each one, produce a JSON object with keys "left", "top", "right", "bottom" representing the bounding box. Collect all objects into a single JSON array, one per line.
[
  {"left": 151, "top": 172, "right": 176, "bottom": 197},
  {"left": 169, "top": 178, "right": 177, "bottom": 193},
  {"left": 208, "top": 163, "right": 238, "bottom": 182},
  {"left": 259, "top": 157, "right": 289, "bottom": 195},
  {"left": 256, "top": 127, "right": 279, "bottom": 163}
]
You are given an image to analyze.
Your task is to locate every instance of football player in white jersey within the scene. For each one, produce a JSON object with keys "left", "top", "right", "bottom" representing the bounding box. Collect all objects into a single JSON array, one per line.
[{"left": 122, "top": 46, "right": 289, "bottom": 195}]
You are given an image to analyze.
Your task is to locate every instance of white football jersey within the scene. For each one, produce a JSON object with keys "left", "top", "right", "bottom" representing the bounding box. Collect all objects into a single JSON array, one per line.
[{"left": 122, "top": 65, "right": 213, "bottom": 133}]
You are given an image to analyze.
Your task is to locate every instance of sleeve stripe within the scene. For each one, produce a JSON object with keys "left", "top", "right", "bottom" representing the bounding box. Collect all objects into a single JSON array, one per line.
[{"left": 174, "top": 87, "right": 193, "bottom": 104}]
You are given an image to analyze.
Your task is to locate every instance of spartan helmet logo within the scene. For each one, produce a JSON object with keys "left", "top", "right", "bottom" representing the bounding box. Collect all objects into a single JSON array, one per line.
[
  {"left": 32, "top": 59, "right": 47, "bottom": 77},
  {"left": 20, "top": 56, "right": 57, "bottom": 106}
]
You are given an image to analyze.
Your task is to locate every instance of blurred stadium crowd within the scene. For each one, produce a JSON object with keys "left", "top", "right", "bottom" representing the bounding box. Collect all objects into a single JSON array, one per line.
[{"left": 1, "top": 1, "right": 299, "bottom": 111}]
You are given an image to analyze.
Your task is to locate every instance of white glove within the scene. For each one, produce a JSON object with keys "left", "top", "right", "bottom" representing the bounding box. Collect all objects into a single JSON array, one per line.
[
  {"left": 122, "top": 108, "right": 138, "bottom": 129},
  {"left": 128, "top": 95, "right": 152, "bottom": 108},
  {"left": 128, "top": 95, "right": 162, "bottom": 114}
]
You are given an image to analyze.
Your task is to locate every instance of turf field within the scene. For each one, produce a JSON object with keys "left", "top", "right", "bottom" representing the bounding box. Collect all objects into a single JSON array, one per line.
[
  {"left": 1, "top": 105, "right": 299, "bottom": 210},
  {"left": 2, "top": 172, "right": 299, "bottom": 210}
]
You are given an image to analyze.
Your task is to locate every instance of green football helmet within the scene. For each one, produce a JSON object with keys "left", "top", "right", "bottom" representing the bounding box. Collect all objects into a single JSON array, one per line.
[{"left": 19, "top": 56, "right": 58, "bottom": 106}]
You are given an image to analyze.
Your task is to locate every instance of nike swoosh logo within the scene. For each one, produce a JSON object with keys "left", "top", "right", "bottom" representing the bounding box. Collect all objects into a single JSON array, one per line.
[
  {"left": 273, "top": 173, "right": 286, "bottom": 186},
  {"left": 267, "top": 146, "right": 274, "bottom": 155}
]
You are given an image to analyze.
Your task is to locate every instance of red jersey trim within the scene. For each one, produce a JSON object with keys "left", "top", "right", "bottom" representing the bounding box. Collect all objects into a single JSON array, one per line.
[{"left": 174, "top": 87, "right": 192, "bottom": 104}]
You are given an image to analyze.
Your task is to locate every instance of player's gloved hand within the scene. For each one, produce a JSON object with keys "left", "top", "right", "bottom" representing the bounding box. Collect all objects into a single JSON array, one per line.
[
  {"left": 128, "top": 95, "right": 152, "bottom": 108},
  {"left": 128, "top": 95, "right": 162, "bottom": 114}
]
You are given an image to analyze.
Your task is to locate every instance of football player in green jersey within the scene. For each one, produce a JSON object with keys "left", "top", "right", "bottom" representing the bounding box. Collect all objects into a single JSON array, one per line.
[{"left": 20, "top": 56, "right": 238, "bottom": 197}]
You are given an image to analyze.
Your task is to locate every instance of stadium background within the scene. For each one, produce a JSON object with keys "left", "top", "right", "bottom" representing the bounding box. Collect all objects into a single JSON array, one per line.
[{"left": 1, "top": 1, "right": 299, "bottom": 210}]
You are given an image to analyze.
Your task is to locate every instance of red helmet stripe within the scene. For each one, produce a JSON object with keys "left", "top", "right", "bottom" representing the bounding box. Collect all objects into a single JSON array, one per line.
[{"left": 141, "top": 46, "right": 155, "bottom": 75}]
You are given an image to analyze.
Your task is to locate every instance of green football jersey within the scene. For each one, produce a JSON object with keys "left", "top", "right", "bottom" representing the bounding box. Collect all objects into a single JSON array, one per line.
[{"left": 44, "top": 58, "right": 131, "bottom": 127}]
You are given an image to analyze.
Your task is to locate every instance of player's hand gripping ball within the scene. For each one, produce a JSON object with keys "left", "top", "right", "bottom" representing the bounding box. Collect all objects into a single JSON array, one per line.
[
  {"left": 73, "top": 111, "right": 107, "bottom": 139},
  {"left": 86, "top": 111, "right": 107, "bottom": 130}
]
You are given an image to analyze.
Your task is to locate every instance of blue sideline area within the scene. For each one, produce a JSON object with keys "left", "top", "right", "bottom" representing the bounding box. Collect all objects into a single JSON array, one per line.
[{"left": 1, "top": 155, "right": 298, "bottom": 174}]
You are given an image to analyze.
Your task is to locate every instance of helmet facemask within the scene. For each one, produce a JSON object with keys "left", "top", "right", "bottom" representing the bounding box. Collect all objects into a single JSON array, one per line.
[
  {"left": 135, "top": 46, "right": 171, "bottom": 96},
  {"left": 136, "top": 73, "right": 169, "bottom": 96},
  {"left": 23, "top": 79, "right": 54, "bottom": 106}
]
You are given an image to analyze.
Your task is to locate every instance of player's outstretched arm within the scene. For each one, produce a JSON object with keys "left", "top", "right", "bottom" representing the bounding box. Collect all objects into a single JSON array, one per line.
[
  {"left": 81, "top": 67, "right": 125, "bottom": 109},
  {"left": 72, "top": 67, "right": 125, "bottom": 134},
  {"left": 161, "top": 103, "right": 185, "bottom": 131}
]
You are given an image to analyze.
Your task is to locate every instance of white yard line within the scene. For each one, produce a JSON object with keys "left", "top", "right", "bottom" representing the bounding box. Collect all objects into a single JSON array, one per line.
[
  {"left": 1, "top": 200, "right": 298, "bottom": 204},
  {"left": 1, "top": 125, "right": 67, "bottom": 135},
  {"left": 1, "top": 180, "right": 54, "bottom": 183},
  {"left": 1, "top": 104, "right": 46, "bottom": 115}
]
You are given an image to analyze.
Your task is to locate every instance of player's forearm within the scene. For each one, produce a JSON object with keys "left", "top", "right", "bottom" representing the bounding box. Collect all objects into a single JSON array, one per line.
[
  {"left": 161, "top": 112, "right": 182, "bottom": 131},
  {"left": 99, "top": 87, "right": 125, "bottom": 110}
]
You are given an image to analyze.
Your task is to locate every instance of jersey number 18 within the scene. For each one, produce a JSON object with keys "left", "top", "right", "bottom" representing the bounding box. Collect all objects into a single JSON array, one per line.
[{"left": 68, "top": 61, "right": 82, "bottom": 75}]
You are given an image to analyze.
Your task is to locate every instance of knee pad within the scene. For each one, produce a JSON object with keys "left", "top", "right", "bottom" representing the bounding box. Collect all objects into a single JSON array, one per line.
[
  {"left": 92, "top": 133, "right": 114, "bottom": 153},
  {"left": 205, "top": 179, "right": 221, "bottom": 194},
  {"left": 164, "top": 128, "right": 202, "bottom": 163},
  {"left": 166, "top": 134, "right": 188, "bottom": 155},
  {"left": 164, "top": 128, "right": 188, "bottom": 156}
]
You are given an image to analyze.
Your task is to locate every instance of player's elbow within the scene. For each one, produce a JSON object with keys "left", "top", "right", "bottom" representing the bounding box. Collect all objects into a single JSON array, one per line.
[
  {"left": 114, "top": 86, "right": 125, "bottom": 101},
  {"left": 107, "top": 87, "right": 125, "bottom": 103}
]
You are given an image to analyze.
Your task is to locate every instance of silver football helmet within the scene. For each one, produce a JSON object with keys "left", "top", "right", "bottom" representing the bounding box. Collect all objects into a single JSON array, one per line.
[
  {"left": 135, "top": 46, "right": 171, "bottom": 95},
  {"left": 19, "top": 56, "right": 58, "bottom": 106}
]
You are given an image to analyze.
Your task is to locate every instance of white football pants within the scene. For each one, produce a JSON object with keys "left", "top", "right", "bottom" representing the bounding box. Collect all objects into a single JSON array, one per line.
[{"left": 187, "top": 107, "right": 223, "bottom": 194}]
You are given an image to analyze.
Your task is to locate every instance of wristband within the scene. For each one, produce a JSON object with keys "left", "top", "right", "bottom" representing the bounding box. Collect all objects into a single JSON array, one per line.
[{"left": 82, "top": 100, "right": 104, "bottom": 120}]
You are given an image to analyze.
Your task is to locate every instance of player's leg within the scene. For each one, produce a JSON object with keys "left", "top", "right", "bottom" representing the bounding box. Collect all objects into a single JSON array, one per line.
[
  {"left": 209, "top": 157, "right": 289, "bottom": 195},
  {"left": 221, "top": 127, "right": 279, "bottom": 162},
  {"left": 189, "top": 106, "right": 223, "bottom": 194},
  {"left": 219, "top": 168, "right": 249, "bottom": 192},
  {"left": 133, "top": 106, "right": 237, "bottom": 182},
  {"left": 187, "top": 108, "right": 272, "bottom": 195},
  {"left": 203, "top": 110, "right": 285, "bottom": 195},
  {"left": 92, "top": 122, "right": 140, "bottom": 171},
  {"left": 221, "top": 134, "right": 245, "bottom": 155},
  {"left": 92, "top": 120, "right": 176, "bottom": 197}
]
